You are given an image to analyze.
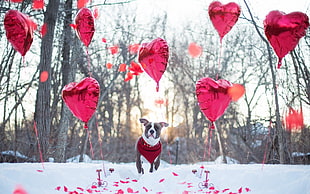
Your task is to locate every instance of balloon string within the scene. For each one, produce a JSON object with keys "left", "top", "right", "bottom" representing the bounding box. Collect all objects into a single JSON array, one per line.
[
  {"left": 277, "top": 57, "right": 282, "bottom": 69},
  {"left": 216, "top": 42, "right": 223, "bottom": 80},
  {"left": 95, "top": 112, "right": 107, "bottom": 177},
  {"left": 203, "top": 135, "right": 208, "bottom": 160},
  {"left": 85, "top": 126, "right": 95, "bottom": 159},
  {"left": 23, "top": 56, "right": 25, "bottom": 67},
  {"left": 155, "top": 92, "right": 171, "bottom": 164},
  {"left": 33, "top": 121, "right": 45, "bottom": 171},
  {"left": 208, "top": 124, "right": 214, "bottom": 161},
  {"left": 99, "top": 140, "right": 107, "bottom": 177},
  {"left": 203, "top": 123, "right": 214, "bottom": 161},
  {"left": 86, "top": 47, "right": 92, "bottom": 77}
]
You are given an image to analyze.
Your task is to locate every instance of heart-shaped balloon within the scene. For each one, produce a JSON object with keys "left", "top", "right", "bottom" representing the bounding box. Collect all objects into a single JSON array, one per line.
[
  {"left": 264, "top": 11, "right": 309, "bottom": 68},
  {"left": 62, "top": 77, "right": 100, "bottom": 128},
  {"left": 4, "top": 10, "right": 35, "bottom": 56},
  {"left": 75, "top": 7, "right": 95, "bottom": 47},
  {"left": 196, "top": 77, "right": 232, "bottom": 128},
  {"left": 208, "top": 1, "right": 241, "bottom": 42},
  {"left": 138, "top": 38, "right": 169, "bottom": 92}
]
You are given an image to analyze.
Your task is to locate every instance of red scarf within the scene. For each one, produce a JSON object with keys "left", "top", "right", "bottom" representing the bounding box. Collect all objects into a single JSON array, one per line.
[{"left": 137, "top": 137, "right": 162, "bottom": 163}]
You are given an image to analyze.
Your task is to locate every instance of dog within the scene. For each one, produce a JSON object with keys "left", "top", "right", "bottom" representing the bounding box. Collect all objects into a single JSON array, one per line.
[{"left": 136, "top": 118, "right": 168, "bottom": 174}]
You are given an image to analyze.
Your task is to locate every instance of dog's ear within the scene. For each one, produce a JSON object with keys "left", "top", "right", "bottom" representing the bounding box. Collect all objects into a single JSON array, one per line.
[
  {"left": 159, "top": 122, "right": 168, "bottom": 128},
  {"left": 139, "top": 118, "right": 149, "bottom": 126}
]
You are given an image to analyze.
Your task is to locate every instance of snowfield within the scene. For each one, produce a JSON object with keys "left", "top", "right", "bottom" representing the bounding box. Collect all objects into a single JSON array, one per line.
[{"left": 1, "top": 159, "right": 310, "bottom": 194}]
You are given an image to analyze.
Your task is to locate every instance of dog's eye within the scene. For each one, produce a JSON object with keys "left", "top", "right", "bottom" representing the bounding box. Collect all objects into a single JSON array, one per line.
[
  {"left": 146, "top": 125, "right": 152, "bottom": 130},
  {"left": 154, "top": 124, "right": 160, "bottom": 131}
]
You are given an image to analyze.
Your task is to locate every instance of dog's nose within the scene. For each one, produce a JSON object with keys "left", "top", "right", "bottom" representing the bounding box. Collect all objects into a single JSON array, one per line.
[{"left": 150, "top": 129, "right": 155, "bottom": 134}]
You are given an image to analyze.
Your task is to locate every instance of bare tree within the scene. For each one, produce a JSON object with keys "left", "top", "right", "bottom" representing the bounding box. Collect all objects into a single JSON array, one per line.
[{"left": 34, "top": 0, "right": 60, "bottom": 161}]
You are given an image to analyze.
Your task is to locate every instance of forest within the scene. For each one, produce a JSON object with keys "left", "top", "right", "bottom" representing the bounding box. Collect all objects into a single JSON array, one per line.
[{"left": 0, "top": 0, "right": 309, "bottom": 165}]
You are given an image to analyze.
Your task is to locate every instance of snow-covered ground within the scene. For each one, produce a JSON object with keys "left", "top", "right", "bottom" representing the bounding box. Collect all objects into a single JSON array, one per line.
[{"left": 1, "top": 158, "right": 310, "bottom": 194}]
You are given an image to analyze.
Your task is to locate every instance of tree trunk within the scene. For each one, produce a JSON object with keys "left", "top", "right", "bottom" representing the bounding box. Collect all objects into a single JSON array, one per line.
[
  {"left": 215, "top": 125, "right": 227, "bottom": 163},
  {"left": 54, "top": 0, "right": 74, "bottom": 163},
  {"left": 34, "top": 0, "right": 60, "bottom": 161},
  {"left": 243, "top": 0, "right": 289, "bottom": 164}
]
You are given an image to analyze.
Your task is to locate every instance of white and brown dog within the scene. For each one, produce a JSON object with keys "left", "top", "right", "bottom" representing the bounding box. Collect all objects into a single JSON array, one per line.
[{"left": 136, "top": 118, "right": 168, "bottom": 174}]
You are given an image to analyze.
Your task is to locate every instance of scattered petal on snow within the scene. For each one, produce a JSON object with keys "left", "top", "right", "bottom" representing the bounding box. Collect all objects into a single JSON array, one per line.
[
  {"left": 55, "top": 186, "right": 61, "bottom": 191},
  {"left": 116, "top": 189, "right": 124, "bottom": 194},
  {"left": 127, "top": 187, "right": 139, "bottom": 193},
  {"left": 172, "top": 172, "right": 179, "bottom": 176},
  {"left": 142, "top": 187, "right": 149, "bottom": 192}
]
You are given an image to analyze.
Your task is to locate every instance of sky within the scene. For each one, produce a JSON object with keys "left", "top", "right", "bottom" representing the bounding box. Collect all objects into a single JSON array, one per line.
[{"left": 136, "top": 0, "right": 310, "bottom": 24}]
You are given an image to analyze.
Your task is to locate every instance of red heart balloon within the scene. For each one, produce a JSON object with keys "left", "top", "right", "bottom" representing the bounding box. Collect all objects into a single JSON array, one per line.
[
  {"left": 75, "top": 8, "right": 95, "bottom": 47},
  {"left": 138, "top": 38, "right": 169, "bottom": 92},
  {"left": 196, "top": 77, "right": 232, "bottom": 128},
  {"left": 264, "top": 11, "right": 309, "bottom": 68},
  {"left": 208, "top": 1, "right": 241, "bottom": 42},
  {"left": 62, "top": 77, "right": 100, "bottom": 128},
  {"left": 4, "top": 10, "right": 35, "bottom": 56}
]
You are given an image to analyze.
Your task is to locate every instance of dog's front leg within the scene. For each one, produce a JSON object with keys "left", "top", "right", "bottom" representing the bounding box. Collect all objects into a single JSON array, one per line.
[
  {"left": 136, "top": 153, "right": 144, "bottom": 174},
  {"left": 154, "top": 155, "right": 160, "bottom": 171}
]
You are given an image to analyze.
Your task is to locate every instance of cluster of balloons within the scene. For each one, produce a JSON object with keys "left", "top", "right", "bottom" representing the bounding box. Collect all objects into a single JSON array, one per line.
[
  {"left": 195, "top": 1, "right": 308, "bottom": 130},
  {"left": 3, "top": 1, "right": 308, "bottom": 130},
  {"left": 63, "top": 7, "right": 98, "bottom": 128},
  {"left": 195, "top": 1, "right": 244, "bottom": 128}
]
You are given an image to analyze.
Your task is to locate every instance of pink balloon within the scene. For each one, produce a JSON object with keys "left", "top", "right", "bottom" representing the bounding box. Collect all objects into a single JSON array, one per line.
[
  {"left": 196, "top": 77, "right": 232, "bottom": 128},
  {"left": 264, "top": 11, "right": 309, "bottom": 68},
  {"left": 75, "top": 8, "right": 95, "bottom": 47},
  {"left": 208, "top": 1, "right": 241, "bottom": 42},
  {"left": 138, "top": 38, "right": 169, "bottom": 92},
  {"left": 4, "top": 10, "right": 35, "bottom": 56},
  {"left": 62, "top": 77, "right": 100, "bottom": 128}
]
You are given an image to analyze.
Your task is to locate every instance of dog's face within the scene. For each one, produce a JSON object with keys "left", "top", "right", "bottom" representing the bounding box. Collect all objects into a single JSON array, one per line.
[{"left": 140, "top": 118, "right": 168, "bottom": 146}]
